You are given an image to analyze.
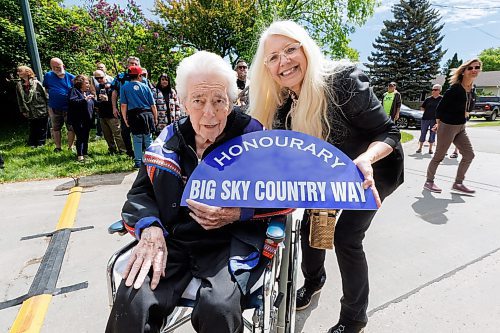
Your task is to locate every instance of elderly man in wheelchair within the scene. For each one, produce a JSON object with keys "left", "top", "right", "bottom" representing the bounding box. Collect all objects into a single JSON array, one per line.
[{"left": 105, "top": 51, "right": 294, "bottom": 333}]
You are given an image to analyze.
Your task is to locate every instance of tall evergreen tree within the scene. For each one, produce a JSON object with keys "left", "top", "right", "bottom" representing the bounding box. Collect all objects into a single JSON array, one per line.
[
  {"left": 441, "top": 53, "right": 462, "bottom": 93},
  {"left": 366, "top": 0, "right": 445, "bottom": 101}
]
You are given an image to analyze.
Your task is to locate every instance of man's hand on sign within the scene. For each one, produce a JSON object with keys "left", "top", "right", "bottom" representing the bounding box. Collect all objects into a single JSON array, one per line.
[
  {"left": 352, "top": 156, "right": 382, "bottom": 208},
  {"left": 123, "top": 226, "right": 167, "bottom": 290},
  {"left": 186, "top": 199, "right": 241, "bottom": 230}
]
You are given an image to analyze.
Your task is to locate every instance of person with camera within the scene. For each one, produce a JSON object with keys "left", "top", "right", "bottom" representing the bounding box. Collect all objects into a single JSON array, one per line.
[
  {"left": 94, "top": 70, "right": 126, "bottom": 155},
  {"left": 111, "top": 56, "right": 142, "bottom": 158}
]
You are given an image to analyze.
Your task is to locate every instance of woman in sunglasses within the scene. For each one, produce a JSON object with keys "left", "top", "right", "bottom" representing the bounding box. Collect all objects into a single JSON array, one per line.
[
  {"left": 424, "top": 59, "right": 481, "bottom": 194},
  {"left": 248, "top": 20, "right": 404, "bottom": 333}
]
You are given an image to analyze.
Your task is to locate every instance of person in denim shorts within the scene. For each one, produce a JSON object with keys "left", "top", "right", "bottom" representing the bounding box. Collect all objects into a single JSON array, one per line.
[
  {"left": 416, "top": 84, "right": 442, "bottom": 154},
  {"left": 43, "top": 58, "right": 75, "bottom": 152}
]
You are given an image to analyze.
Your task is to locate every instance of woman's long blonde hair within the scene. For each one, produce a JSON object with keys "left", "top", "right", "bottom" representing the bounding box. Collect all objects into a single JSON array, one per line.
[
  {"left": 449, "top": 58, "right": 482, "bottom": 85},
  {"left": 248, "top": 21, "right": 341, "bottom": 140}
]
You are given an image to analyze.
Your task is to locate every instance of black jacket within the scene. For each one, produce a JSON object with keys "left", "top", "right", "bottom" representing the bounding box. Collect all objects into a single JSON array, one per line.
[
  {"left": 68, "top": 88, "right": 94, "bottom": 126},
  {"left": 436, "top": 83, "right": 476, "bottom": 125},
  {"left": 274, "top": 66, "right": 404, "bottom": 200}
]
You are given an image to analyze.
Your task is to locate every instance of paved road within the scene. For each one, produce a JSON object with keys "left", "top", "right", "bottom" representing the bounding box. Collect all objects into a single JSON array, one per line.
[{"left": 1, "top": 123, "right": 499, "bottom": 332}]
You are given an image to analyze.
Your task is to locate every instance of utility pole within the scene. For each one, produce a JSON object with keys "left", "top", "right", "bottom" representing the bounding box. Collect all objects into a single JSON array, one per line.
[{"left": 20, "top": 0, "right": 43, "bottom": 82}]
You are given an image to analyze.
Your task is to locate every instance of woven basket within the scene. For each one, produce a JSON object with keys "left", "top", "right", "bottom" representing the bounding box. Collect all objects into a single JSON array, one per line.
[{"left": 309, "top": 209, "right": 338, "bottom": 250}]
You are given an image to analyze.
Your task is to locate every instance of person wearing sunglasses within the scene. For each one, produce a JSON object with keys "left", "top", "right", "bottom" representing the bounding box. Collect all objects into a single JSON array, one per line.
[
  {"left": 424, "top": 59, "right": 481, "bottom": 195},
  {"left": 248, "top": 20, "right": 404, "bottom": 333},
  {"left": 94, "top": 69, "right": 126, "bottom": 155},
  {"left": 416, "top": 84, "right": 442, "bottom": 154},
  {"left": 234, "top": 59, "right": 250, "bottom": 110}
]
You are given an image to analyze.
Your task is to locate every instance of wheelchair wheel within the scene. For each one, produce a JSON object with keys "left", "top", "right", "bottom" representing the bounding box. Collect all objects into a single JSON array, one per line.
[{"left": 284, "top": 216, "right": 300, "bottom": 333}]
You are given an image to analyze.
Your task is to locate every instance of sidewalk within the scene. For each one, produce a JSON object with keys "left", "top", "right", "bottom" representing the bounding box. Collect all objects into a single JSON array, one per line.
[{"left": 297, "top": 127, "right": 500, "bottom": 332}]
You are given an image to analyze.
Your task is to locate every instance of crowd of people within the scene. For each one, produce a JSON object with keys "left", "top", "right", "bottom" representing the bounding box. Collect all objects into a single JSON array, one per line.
[
  {"left": 6, "top": 18, "right": 480, "bottom": 333},
  {"left": 11, "top": 56, "right": 184, "bottom": 166}
]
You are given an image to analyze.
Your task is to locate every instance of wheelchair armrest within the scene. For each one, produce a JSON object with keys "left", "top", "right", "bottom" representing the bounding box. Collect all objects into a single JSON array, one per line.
[
  {"left": 108, "top": 220, "right": 127, "bottom": 235},
  {"left": 266, "top": 219, "right": 286, "bottom": 243}
]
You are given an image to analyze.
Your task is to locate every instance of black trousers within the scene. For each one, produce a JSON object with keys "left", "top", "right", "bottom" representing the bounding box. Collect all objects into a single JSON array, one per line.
[
  {"left": 106, "top": 240, "right": 244, "bottom": 333},
  {"left": 300, "top": 209, "right": 377, "bottom": 324},
  {"left": 27, "top": 117, "right": 48, "bottom": 147},
  {"left": 72, "top": 121, "right": 91, "bottom": 156},
  {"left": 119, "top": 116, "right": 134, "bottom": 156}
]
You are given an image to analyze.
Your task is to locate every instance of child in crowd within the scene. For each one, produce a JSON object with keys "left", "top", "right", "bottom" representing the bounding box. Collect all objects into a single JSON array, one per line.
[{"left": 68, "top": 75, "right": 95, "bottom": 162}]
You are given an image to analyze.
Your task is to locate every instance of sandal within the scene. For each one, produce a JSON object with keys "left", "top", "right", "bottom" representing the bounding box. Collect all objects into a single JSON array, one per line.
[{"left": 449, "top": 153, "right": 458, "bottom": 158}]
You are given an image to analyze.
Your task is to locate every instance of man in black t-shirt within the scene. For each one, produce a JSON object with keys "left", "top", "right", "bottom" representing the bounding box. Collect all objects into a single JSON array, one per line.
[{"left": 416, "top": 84, "right": 442, "bottom": 154}]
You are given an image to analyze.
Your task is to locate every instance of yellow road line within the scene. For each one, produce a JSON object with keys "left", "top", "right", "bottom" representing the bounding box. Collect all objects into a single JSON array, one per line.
[
  {"left": 9, "top": 186, "right": 83, "bottom": 332},
  {"left": 56, "top": 186, "right": 82, "bottom": 230},
  {"left": 9, "top": 294, "right": 52, "bottom": 333}
]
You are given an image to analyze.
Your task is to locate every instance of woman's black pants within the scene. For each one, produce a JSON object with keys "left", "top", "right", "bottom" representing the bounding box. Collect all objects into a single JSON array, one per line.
[
  {"left": 73, "top": 121, "right": 91, "bottom": 156},
  {"left": 300, "top": 209, "right": 377, "bottom": 324}
]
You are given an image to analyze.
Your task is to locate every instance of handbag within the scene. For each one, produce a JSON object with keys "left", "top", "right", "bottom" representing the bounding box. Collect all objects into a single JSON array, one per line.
[{"left": 308, "top": 209, "right": 339, "bottom": 250}]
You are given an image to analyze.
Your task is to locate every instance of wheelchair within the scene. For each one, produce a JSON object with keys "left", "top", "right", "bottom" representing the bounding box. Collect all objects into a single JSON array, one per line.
[{"left": 106, "top": 209, "right": 303, "bottom": 333}]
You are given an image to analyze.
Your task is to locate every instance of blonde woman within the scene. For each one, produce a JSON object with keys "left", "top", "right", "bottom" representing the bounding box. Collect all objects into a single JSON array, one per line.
[
  {"left": 15, "top": 66, "right": 48, "bottom": 147},
  {"left": 424, "top": 59, "right": 481, "bottom": 194},
  {"left": 249, "top": 21, "right": 404, "bottom": 333}
]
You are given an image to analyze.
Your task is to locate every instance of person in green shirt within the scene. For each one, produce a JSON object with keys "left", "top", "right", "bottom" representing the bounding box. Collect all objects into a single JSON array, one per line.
[{"left": 382, "top": 82, "right": 401, "bottom": 121}]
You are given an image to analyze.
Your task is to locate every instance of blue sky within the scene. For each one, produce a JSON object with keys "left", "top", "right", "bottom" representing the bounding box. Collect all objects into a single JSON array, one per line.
[
  {"left": 350, "top": 0, "right": 500, "bottom": 68},
  {"left": 65, "top": 0, "right": 500, "bottom": 68}
]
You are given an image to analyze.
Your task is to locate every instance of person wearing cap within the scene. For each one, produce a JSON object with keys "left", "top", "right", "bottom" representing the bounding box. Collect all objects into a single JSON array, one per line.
[
  {"left": 416, "top": 84, "right": 442, "bottom": 154},
  {"left": 111, "top": 56, "right": 141, "bottom": 158},
  {"left": 382, "top": 82, "right": 401, "bottom": 121},
  {"left": 120, "top": 65, "right": 158, "bottom": 168}
]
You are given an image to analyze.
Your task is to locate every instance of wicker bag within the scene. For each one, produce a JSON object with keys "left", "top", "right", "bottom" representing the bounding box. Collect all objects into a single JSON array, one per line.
[{"left": 309, "top": 209, "right": 338, "bottom": 250}]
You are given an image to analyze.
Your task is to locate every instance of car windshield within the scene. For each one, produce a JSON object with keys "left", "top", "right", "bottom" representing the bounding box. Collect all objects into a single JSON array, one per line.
[{"left": 477, "top": 96, "right": 500, "bottom": 103}]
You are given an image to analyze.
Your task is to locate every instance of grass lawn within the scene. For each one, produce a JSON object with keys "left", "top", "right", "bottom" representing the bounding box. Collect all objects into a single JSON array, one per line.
[
  {"left": 0, "top": 123, "right": 135, "bottom": 183},
  {"left": 401, "top": 131, "right": 413, "bottom": 143},
  {"left": 469, "top": 120, "right": 500, "bottom": 127}
]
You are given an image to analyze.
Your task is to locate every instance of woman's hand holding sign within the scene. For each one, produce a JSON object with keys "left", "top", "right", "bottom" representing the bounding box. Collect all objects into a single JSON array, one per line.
[
  {"left": 187, "top": 199, "right": 241, "bottom": 230},
  {"left": 352, "top": 141, "right": 394, "bottom": 209}
]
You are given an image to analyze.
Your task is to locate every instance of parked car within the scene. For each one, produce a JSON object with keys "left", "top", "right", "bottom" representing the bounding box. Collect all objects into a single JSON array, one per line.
[
  {"left": 396, "top": 103, "right": 422, "bottom": 129},
  {"left": 469, "top": 96, "right": 500, "bottom": 121}
]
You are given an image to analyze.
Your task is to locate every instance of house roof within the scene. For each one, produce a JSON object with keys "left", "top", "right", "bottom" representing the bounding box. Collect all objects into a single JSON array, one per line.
[{"left": 432, "top": 71, "right": 500, "bottom": 88}]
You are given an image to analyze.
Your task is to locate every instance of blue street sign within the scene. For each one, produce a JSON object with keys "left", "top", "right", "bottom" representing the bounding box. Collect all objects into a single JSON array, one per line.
[{"left": 181, "top": 130, "right": 377, "bottom": 210}]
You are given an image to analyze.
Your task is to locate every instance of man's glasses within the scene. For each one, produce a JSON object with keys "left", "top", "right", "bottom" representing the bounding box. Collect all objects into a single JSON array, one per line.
[
  {"left": 95, "top": 76, "right": 104, "bottom": 80},
  {"left": 264, "top": 42, "right": 302, "bottom": 67},
  {"left": 432, "top": 88, "right": 439, "bottom": 91},
  {"left": 141, "top": 73, "right": 148, "bottom": 77},
  {"left": 237, "top": 65, "right": 248, "bottom": 70},
  {"left": 466, "top": 65, "right": 481, "bottom": 71}
]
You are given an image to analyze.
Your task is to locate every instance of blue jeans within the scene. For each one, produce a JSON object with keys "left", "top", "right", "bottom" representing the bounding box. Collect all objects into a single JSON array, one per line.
[
  {"left": 419, "top": 119, "right": 436, "bottom": 143},
  {"left": 132, "top": 133, "right": 152, "bottom": 166}
]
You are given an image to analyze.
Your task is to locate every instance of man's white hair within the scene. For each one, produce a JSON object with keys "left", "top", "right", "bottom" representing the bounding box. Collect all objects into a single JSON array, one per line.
[{"left": 176, "top": 51, "right": 238, "bottom": 103}]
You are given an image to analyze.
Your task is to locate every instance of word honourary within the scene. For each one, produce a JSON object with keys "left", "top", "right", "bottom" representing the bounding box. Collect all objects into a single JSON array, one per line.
[
  {"left": 189, "top": 180, "right": 367, "bottom": 203},
  {"left": 212, "top": 135, "right": 346, "bottom": 169}
]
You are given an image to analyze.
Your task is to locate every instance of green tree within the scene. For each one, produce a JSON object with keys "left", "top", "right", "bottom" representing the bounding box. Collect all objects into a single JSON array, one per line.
[
  {"left": 478, "top": 47, "right": 500, "bottom": 72},
  {"left": 366, "top": 0, "right": 445, "bottom": 101},
  {"left": 441, "top": 52, "right": 462, "bottom": 93},
  {"left": 155, "top": 0, "right": 257, "bottom": 65},
  {"left": 155, "top": 0, "right": 377, "bottom": 65}
]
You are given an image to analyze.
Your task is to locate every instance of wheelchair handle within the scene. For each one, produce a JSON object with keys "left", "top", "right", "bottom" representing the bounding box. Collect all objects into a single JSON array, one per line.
[
  {"left": 266, "top": 220, "right": 286, "bottom": 243},
  {"left": 108, "top": 220, "right": 127, "bottom": 235}
]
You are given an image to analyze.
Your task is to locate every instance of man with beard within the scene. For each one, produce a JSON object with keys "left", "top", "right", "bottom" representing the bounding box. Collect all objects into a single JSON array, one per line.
[{"left": 43, "top": 58, "right": 76, "bottom": 152}]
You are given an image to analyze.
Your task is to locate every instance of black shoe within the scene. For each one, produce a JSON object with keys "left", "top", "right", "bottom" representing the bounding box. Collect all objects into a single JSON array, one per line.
[
  {"left": 328, "top": 321, "right": 366, "bottom": 333},
  {"left": 53, "top": 147, "right": 62, "bottom": 153},
  {"left": 296, "top": 282, "right": 324, "bottom": 310}
]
